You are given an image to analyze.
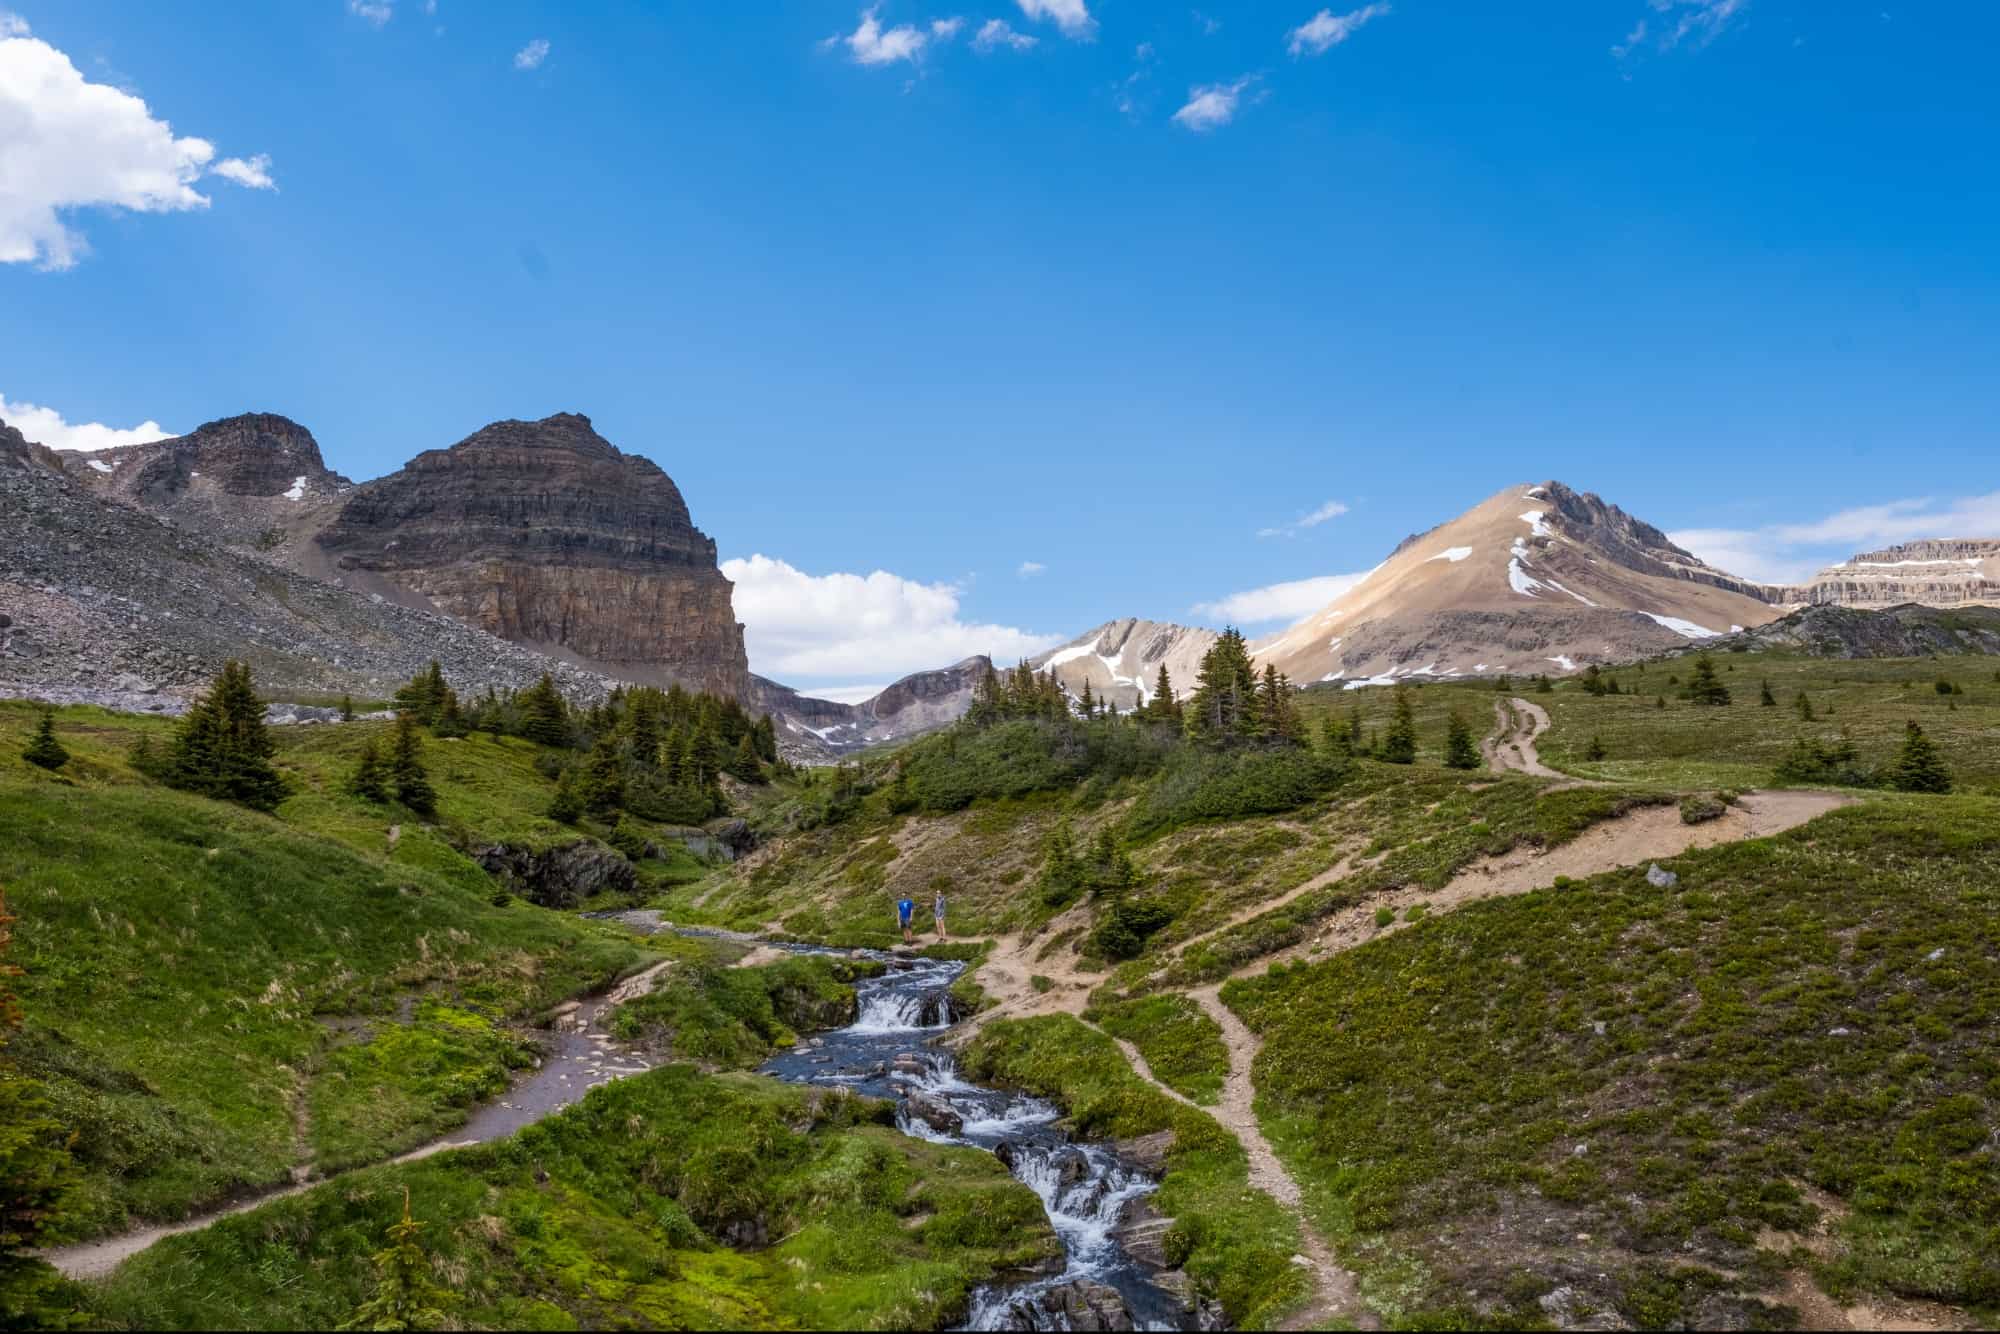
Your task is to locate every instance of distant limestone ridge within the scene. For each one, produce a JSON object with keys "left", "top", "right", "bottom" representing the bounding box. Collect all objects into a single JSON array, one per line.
[
  {"left": 1253, "top": 480, "right": 1784, "bottom": 684},
  {"left": 313, "top": 413, "right": 751, "bottom": 699},
  {"left": 1029, "top": 618, "right": 1221, "bottom": 711},
  {"left": 1791, "top": 540, "right": 2000, "bottom": 609},
  {"left": 753, "top": 657, "right": 993, "bottom": 760}
]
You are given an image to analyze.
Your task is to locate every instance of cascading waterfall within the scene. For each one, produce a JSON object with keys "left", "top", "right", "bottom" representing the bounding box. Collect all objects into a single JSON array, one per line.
[{"left": 759, "top": 951, "right": 1188, "bottom": 1332}]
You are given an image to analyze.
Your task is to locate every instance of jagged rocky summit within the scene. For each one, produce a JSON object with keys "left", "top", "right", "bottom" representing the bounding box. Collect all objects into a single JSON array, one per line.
[{"left": 1030, "top": 618, "right": 1221, "bottom": 711}]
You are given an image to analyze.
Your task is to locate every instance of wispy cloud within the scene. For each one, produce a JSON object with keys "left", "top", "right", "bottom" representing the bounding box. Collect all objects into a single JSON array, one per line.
[
  {"left": 721, "top": 554, "right": 1061, "bottom": 681},
  {"left": 0, "top": 391, "right": 175, "bottom": 452},
  {"left": 1670, "top": 490, "right": 2000, "bottom": 586},
  {"left": 1194, "top": 571, "right": 1371, "bottom": 625},
  {"left": 1017, "top": 560, "right": 1047, "bottom": 578},
  {"left": 1617, "top": 0, "right": 1749, "bottom": 58},
  {"left": 0, "top": 20, "right": 273, "bottom": 269},
  {"left": 831, "top": 7, "right": 930, "bottom": 65},
  {"left": 931, "top": 16, "right": 965, "bottom": 40},
  {"left": 1286, "top": 3, "right": 1389, "bottom": 57},
  {"left": 1257, "top": 499, "right": 1349, "bottom": 538},
  {"left": 1016, "top": 0, "right": 1095, "bottom": 39},
  {"left": 513, "top": 38, "right": 549, "bottom": 70},
  {"left": 1171, "top": 75, "right": 1255, "bottom": 131},
  {"left": 347, "top": 0, "right": 394, "bottom": 27},
  {"left": 974, "top": 18, "right": 1038, "bottom": 51}
]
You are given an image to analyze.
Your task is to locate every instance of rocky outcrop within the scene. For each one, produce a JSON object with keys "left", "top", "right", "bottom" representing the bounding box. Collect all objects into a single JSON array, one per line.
[
  {"left": 1704, "top": 603, "right": 2000, "bottom": 659},
  {"left": 1, "top": 416, "right": 612, "bottom": 703},
  {"left": 472, "top": 839, "right": 636, "bottom": 908},
  {"left": 992, "top": 1279, "right": 1136, "bottom": 1331},
  {"left": 1788, "top": 540, "right": 2000, "bottom": 609},
  {"left": 1032, "top": 619, "right": 1221, "bottom": 712},
  {"left": 314, "top": 413, "right": 751, "bottom": 698}
]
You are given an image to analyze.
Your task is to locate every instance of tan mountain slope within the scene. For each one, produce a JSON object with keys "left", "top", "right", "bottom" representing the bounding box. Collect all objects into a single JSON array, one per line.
[
  {"left": 1029, "top": 618, "right": 1221, "bottom": 710},
  {"left": 1254, "top": 481, "right": 1784, "bottom": 683}
]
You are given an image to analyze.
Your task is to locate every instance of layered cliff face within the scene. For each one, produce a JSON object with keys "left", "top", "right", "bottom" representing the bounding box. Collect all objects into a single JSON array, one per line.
[
  {"left": 1793, "top": 541, "right": 2000, "bottom": 609},
  {"left": 67, "top": 413, "right": 351, "bottom": 551},
  {"left": 314, "top": 414, "right": 751, "bottom": 699},
  {"left": 1253, "top": 481, "right": 1783, "bottom": 683}
]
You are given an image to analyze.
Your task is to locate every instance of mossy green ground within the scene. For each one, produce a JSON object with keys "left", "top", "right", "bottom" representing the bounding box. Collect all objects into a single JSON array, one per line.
[
  {"left": 84, "top": 1066, "right": 1057, "bottom": 1332},
  {"left": 606, "top": 934, "right": 880, "bottom": 1067},
  {"left": 961, "top": 1015, "right": 1308, "bottom": 1330},
  {"left": 1084, "top": 994, "right": 1227, "bottom": 1105},
  {"left": 0, "top": 702, "right": 658, "bottom": 1238},
  {"left": 1224, "top": 797, "right": 2000, "bottom": 1327}
]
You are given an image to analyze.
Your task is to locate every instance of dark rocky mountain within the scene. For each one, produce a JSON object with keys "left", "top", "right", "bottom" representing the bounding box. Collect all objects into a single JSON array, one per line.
[
  {"left": 1703, "top": 603, "right": 2000, "bottom": 659},
  {"left": 754, "top": 656, "right": 992, "bottom": 760},
  {"left": 312, "top": 413, "right": 750, "bottom": 699},
  {"left": 0, "top": 415, "right": 610, "bottom": 712}
]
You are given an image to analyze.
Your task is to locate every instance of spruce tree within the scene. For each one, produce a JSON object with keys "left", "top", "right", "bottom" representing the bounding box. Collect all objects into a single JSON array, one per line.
[
  {"left": 20, "top": 711, "right": 67, "bottom": 772},
  {"left": 580, "top": 733, "right": 625, "bottom": 815},
  {"left": 339, "top": 694, "right": 356, "bottom": 723},
  {"left": 519, "top": 674, "right": 570, "bottom": 748},
  {"left": 0, "top": 888, "right": 80, "bottom": 1330},
  {"left": 548, "top": 768, "right": 583, "bottom": 824},
  {"left": 338, "top": 1189, "right": 455, "bottom": 1332},
  {"left": 1686, "top": 654, "right": 1732, "bottom": 706},
  {"left": 1184, "top": 630, "right": 1259, "bottom": 742},
  {"left": 346, "top": 738, "right": 389, "bottom": 803},
  {"left": 1586, "top": 734, "right": 1608, "bottom": 761},
  {"left": 1150, "top": 665, "right": 1175, "bottom": 721},
  {"left": 1889, "top": 720, "right": 1952, "bottom": 794},
  {"left": 1443, "top": 711, "right": 1480, "bottom": 770},
  {"left": 166, "top": 661, "right": 286, "bottom": 811},
  {"left": 389, "top": 714, "right": 436, "bottom": 817},
  {"left": 1794, "top": 691, "right": 1815, "bottom": 722},
  {"left": 1379, "top": 688, "right": 1417, "bottom": 765},
  {"left": 730, "top": 731, "right": 764, "bottom": 783},
  {"left": 1759, "top": 679, "right": 1776, "bottom": 707},
  {"left": 1078, "top": 678, "right": 1096, "bottom": 719},
  {"left": 1536, "top": 674, "right": 1553, "bottom": 694}
]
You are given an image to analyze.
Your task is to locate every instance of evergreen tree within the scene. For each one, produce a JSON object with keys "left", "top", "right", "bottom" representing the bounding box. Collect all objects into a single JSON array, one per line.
[
  {"left": 165, "top": 661, "right": 286, "bottom": 811},
  {"left": 1536, "top": 674, "right": 1553, "bottom": 694},
  {"left": 392, "top": 661, "right": 450, "bottom": 726},
  {"left": 547, "top": 768, "right": 583, "bottom": 824},
  {"left": 389, "top": 714, "right": 436, "bottom": 817},
  {"left": 0, "top": 888, "right": 80, "bottom": 1331},
  {"left": 1443, "top": 711, "right": 1480, "bottom": 769},
  {"left": 346, "top": 738, "right": 389, "bottom": 803},
  {"left": 1318, "top": 714, "right": 1352, "bottom": 758},
  {"left": 339, "top": 694, "right": 357, "bottom": 723},
  {"left": 1685, "top": 654, "right": 1732, "bottom": 706},
  {"left": 1184, "top": 629, "right": 1259, "bottom": 743},
  {"left": 624, "top": 691, "right": 663, "bottom": 766},
  {"left": 1379, "top": 688, "right": 1417, "bottom": 765},
  {"left": 1495, "top": 674, "right": 1512, "bottom": 692},
  {"left": 519, "top": 674, "right": 570, "bottom": 748},
  {"left": 689, "top": 725, "right": 723, "bottom": 790},
  {"left": 1585, "top": 734, "right": 1608, "bottom": 761},
  {"left": 579, "top": 733, "right": 625, "bottom": 815},
  {"left": 1888, "top": 720, "right": 1952, "bottom": 794},
  {"left": 20, "top": 711, "right": 67, "bottom": 772},
  {"left": 1655, "top": 694, "right": 1667, "bottom": 710},
  {"left": 729, "top": 731, "right": 764, "bottom": 783},
  {"left": 1078, "top": 678, "right": 1096, "bottom": 719},
  {"left": 1256, "top": 664, "right": 1300, "bottom": 742},
  {"left": 1150, "top": 665, "right": 1176, "bottom": 721},
  {"left": 751, "top": 715, "right": 779, "bottom": 764},
  {"left": 1793, "top": 691, "right": 1815, "bottom": 722},
  {"left": 338, "top": 1188, "right": 456, "bottom": 1332},
  {"left": 129, "top": 732, "right": 165, "bottom": 780},
  {"left": 967, "top": 662, "right": 1004, "bottom": 726},
  {"left": 1759, "top": 679, "right": 1776, "bottom": 707}
]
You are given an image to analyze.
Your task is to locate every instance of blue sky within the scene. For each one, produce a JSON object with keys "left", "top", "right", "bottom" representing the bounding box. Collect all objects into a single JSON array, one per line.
[{"left": 4, "top": 1, "right": 1997, "bottom": 697}]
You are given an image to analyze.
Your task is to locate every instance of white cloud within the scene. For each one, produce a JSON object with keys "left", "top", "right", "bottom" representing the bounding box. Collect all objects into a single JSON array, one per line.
[
  {"left": 1, "top": 13, "right": 28, "bottom": 37},
  {"left": 0, "top": 391, "right": 175, "bottom": 452},
  {"left": 1016, "top": 0, "right": 1095, "bottom": 39},
  {"left": 801, "top": 682, "right": 895, "bottom": 706},
  {"left": 513, "top": 38, "right": 549, "bottom": 70},
  {"left": 348, "top": 0, "right": 394, "bottom": 27},
  {"left": 1286, "top": 3, "right": 1390, "bottom": 57},
  {"left": 212, "top": 154, "right": 277, "bottom": 190},
  {"left": 1257, "top": 498, "right": 1349, "bottom": 538},
  {"left": 1172, "top": 75, "right": 1254, "bottom": 131},
  {"left": 1619, "top": 0, "right": 1748, "bottom": 57},
  {"left": 721, "top": 554, "right": 1063, "bottom": 680},
  {"left": 0, "top": 27, "right": 271, "bottom": 270},
  {"left": 973, "top": 18, "right": 1038, "bottom": 51},
  {"left": 931, "top": 16, "right": 965, "bottom": 40},
  {"left": 1017, "top": 561, "right": 1047, "bottom": 577},
  {"left": 1670, "top": 490, "right": 2000, "bottom": 587},
  {"left": 835, "top": 7, "right": 929, "bottom": 65},
  {"left": 1194, "top": 571, "right": 1372, "bottom": 626}
]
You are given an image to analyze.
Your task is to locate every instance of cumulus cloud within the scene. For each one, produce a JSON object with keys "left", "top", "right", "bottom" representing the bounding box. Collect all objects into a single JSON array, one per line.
[
  {"left": 1016, "top": 0, "right": 1095, "bottom": 39},
  {"left": 1670, "top": 490, "right": 2000, "bottom": 586},
  {"left": 1286, "top": 3, "right": 1390, "bottom": 57},
  {"left": 1172, "top": 75, "right": 1254, "bottom": 131},
  {"left": 0, "top": 391, "right": 175, "bottom": 452},
  {"left": 1258, "top": 498, "right": 1349, "bottom": 539},
  {"left": 1017, "top": 561, "right": 1047, "bottom": 578},
  {"left": 1193, "top": 571, "right": 1372, "bottom": 626},
  {"left": 931, "top": 16, "right": 965, "bottom": 40},
  {"left": 0, "top": 23, "right": 272, "bottom": 269},
  {"left": 721, "top": 554, "right": 1063, "bottom": 681},
  {"left": 513, "top": 38, "right": 549, "bottom": 70},
  {"left": 833, "top": 7, "right": 930, "bottom": 65},
  {"left": 973, "top": 18, "right": 1038, "bottom": 51},
  {"left": 347, "top": 0, "right": 394, "bottom": 26}
]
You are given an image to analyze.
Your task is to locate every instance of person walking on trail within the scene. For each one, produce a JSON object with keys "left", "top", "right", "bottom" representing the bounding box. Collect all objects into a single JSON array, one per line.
[
  {"left": 932, "top": 889, "right": 948, "bottom": 939},
  {"left": 896, "top": 896, "right": 915, "bottom": 944}
]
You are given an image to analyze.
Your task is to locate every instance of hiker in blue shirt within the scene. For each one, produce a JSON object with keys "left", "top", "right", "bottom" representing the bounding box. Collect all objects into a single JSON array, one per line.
[{"left": 896, "top": 896, "right": 915, "bottom": 944}]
